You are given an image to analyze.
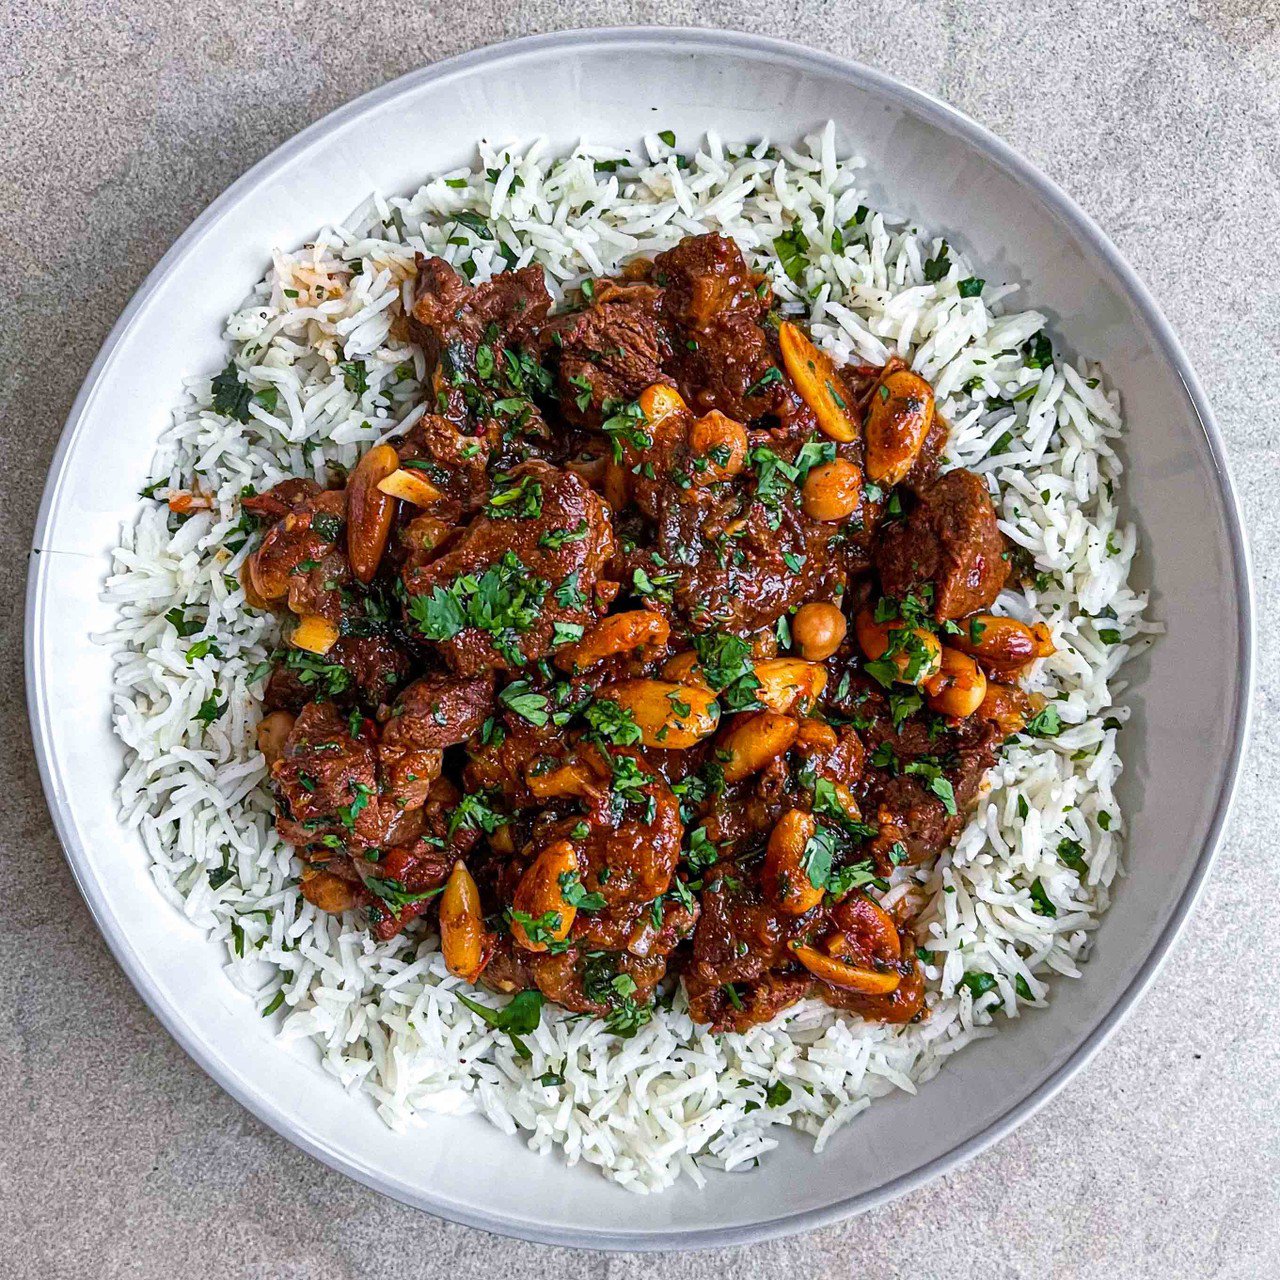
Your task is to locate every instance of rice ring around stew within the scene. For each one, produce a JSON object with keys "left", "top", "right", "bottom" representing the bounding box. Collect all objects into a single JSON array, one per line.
[{"left": 102, "top": 124, "right": 1155, "bottom": 1192}]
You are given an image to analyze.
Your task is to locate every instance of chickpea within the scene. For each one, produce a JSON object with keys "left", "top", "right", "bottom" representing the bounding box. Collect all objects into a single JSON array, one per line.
[
  {"left": 791, "top": 602, "right": 847, "bottom": 661},
  {"left": 688, "top": 411, "right": 748, "bottom": 485},
  {"left": 923, "top": 648, "right": 987, "bottom": 719},
  {"left": 299, "top": 868, "right": 362, "bottom": 915},
  {"left": 854, "top": 607, "right": 942, "bottom": 686},
  {"left": 978, "top": 681, "right": 1039, "bottom": 737},
  {"left": 256, "top": 710, "right": 296, "bottom": 769},
  {"left": 801, "top": 458, "right": 863, "bottom": 522},
  {"left": 638, "top": 382, "right": 687, "bottom": 426}
]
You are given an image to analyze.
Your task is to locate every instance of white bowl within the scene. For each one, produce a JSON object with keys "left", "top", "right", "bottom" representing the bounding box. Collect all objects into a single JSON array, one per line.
[{"left": 25, "top": 28, "right": 1253, "bottom": 1250}]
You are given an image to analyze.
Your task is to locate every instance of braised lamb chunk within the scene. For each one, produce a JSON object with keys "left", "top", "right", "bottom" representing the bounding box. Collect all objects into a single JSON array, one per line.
[
  {"left": 358, "top": 836, "right": 454, "bottom": 941},
  {"left": 244, "top": 487, "right": 346, "bottom": 611},
  {"left": 408, "top": 255, "right": 553, "bottom": 431},
  {"left": 262, "top": 636, "right": 410, "bottom": 714},
  {"left": 327, "top": 635, "right": 414, "bottom": 708},
  {"left": 403, "top": 460, "right": 617, "bottom": 675},
  {"left": 271, "top": 701, "right": 385, "bottom": 850},
  {"left": 408, "top": 256, "right": 551, "bottom": 378},
  {"left": 394, "top": 414, "right": 496, "bottom": 521},
  {"left": 875, "top": 468, "right": 1009, "bottom": 620},
  {"left": 683, "top": 873, "right": 812, "bottom": 1031},
  {"left": 617, "top": 410, "right": 843, "bottom": 634},
  {"left": 541, "top": 281, "right": 672, "bottom": 427},
  {"left": 381, "top": 671, "right": 496, "bottom": 750},
  {"left": 572, "top": 749, "right": 684, "bottom": 907},
  {"left": 828, "top": 674, "right": 1001, "bottom": 870},
  {"left": 653, "top": 234, "right": 807, "bottom": 425}
]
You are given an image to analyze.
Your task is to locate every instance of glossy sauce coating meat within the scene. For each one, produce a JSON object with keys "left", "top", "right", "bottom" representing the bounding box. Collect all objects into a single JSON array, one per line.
[{"left": 244, "top": 233, "right": 1051, "bottom": 1038}]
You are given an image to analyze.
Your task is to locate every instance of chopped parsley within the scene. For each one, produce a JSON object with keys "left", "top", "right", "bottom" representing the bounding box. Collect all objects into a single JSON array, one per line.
[
  {"left": 745, "top": 366, "right": 783, "bottom": 398},
  {"left": 558, "top": 872, "right": 606, "bottom": 911},
  {"left": 211, "top": 361, "right": 254, "bottom": 422},
  {"left": 282, "top": 648, "right": 351, "bottom": 698},
  {"left": 539, "top": 520, "right": 589, "bottom": 550},
  {"left": 498, "top": 680, "right": 550, "bottom": 727},
  {"left": 584, "top": 698, "right": 643, "bottom": 747},
  {"left": 363, "top": 876, "right": 444, "bottom": 913},
  {"left": 1023, "top": 704, "right": 1063, "bottom": 738},
  {"left": 485, "top": 472, "right": 544, "bottom": 521},
  {"left": 336, "top": 781, "right": 374, "bottom": 831},
  {"left": 453, "top": 211, "right": 494, "bottom": 240},
  {"left": 765, "top": 1080, "right": 792, "bottom": 1108},
  {"left": 407, "top": 550, "right": 549, "bottom": 666},
  {"left": 602, "top": 399, "right": 653, "bottom": 461},
  {"left": 923, "top": 240, "right": 951, "bottom": 283},
  {"left": 194, "top": 690, "right": 226, "bottom": 727},
  {"left": 184, "top": 636, "right": 223, "bottom": 665},
  {"left": 448, "top": 790, "right": 504, "bottom": 837},
  {"left": 165, "top": 607, "right": 202, "bottom": 638},
  {"left": 1027, "top": 877, "right": 1057, "bottom": 917},
  {"left": 1023, "top": 332, "right": 1053, "bottom": 370},
  {"left": 1057, "top": 838, "right": 1088, "bottom": 874},
  {"left": 340, "top": 360, "right": 370, "bottom": 396},
  {"left": 455, "top": 990, "right": 544, "bottom": 1058},
  {"left": 772, "top": 227, "right": 810, "bottom": 282}
]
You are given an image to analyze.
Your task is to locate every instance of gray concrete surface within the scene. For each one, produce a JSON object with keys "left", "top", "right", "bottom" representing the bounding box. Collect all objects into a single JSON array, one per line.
[{"left": 3, "top": 2, "right": 1279, "bottom": 1277}]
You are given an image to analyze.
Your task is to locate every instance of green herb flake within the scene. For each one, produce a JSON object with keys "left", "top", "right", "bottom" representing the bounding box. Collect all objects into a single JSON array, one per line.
[
  {"left": 1028, "top": 877, "right": 1057, "bottom": 917},
  {"left": 772, "top": 227, "right": 810, "bottom": 282},
  {"left": 455, "top": 990, "right": 545, "bottom": 1059},
  {"left": 765, "top": 1080, "right": 792, "bottom": 1108},
  {"left": 1057, "top": 838, "right": 1088, "bottom": 874},
  {"left": 194, "top": 690, "right": 226, "bottom": 727},
  {"left": 923, "top": 240, "right": 951, "bottom": 283},
  {"left": 211, "top": 361, "right": 254, "bottom": 422},
  {"left": 499, "top": 680, "right": 550, "bottom": 727}
]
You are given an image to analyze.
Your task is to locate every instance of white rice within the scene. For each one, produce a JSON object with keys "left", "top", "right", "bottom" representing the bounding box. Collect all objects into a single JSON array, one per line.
[{"left": 100, "top": 125, "right": 1156, "bottom": 1192}]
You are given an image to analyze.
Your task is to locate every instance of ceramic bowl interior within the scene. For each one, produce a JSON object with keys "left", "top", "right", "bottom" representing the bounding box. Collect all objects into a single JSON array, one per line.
[{"left": 26, "top": 28, "right": 1251, "bottom": 1250}]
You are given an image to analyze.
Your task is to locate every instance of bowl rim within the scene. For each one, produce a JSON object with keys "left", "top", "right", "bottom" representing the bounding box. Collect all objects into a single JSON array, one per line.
[{"left": 25, "top": 25, "right": 1255, "bottom": 1251}]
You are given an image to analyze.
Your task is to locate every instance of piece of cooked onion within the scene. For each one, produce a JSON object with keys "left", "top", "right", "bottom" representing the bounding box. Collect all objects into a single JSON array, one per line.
[
  {"left": 289, "top": 614, "right": 339, "bottom": 655},
  {"left": 376, "top": 467, "right": 444, "bottom": 507}
]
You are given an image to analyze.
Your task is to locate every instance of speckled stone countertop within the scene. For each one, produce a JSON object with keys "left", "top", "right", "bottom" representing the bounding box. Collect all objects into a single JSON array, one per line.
[{"left": 4, "top": 3, "right": 1279, "bottom": 1276}]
